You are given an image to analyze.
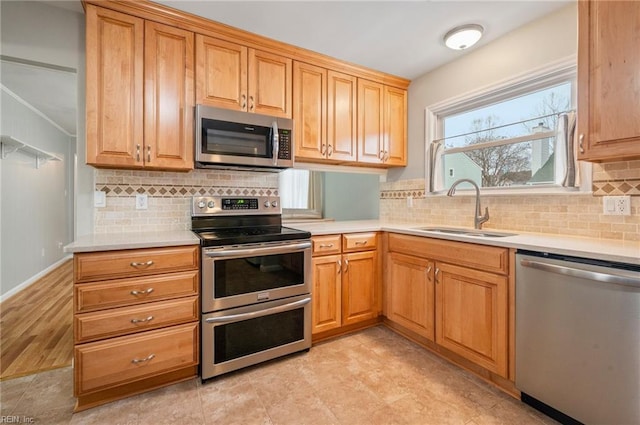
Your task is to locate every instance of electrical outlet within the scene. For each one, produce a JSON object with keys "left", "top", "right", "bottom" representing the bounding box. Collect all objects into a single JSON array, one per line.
[
  {"left": 136, "top": 194, "right": 148, "bottom": 210},
  {"left": 602, "top": 196, "right": 631, "bottom": 216}
]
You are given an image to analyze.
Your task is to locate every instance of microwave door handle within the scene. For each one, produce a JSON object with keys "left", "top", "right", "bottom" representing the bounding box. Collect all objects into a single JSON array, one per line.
[{"left": 272, "top": 121, "right": 279, "bottom": 166}]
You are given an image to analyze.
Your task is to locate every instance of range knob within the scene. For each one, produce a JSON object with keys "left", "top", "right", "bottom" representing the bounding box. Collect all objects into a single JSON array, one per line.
[
  {"left": 271, "top": 201, "right": 278, "bottom": 208},
  {"left": 207, "top": 200, "right": 215, "bottom": 208},
  {"left": 197, "top": 200, "right": 206, "bottom": 209},
  {"left": 264, "top": 201, "right": 270, "bottom": 208}
]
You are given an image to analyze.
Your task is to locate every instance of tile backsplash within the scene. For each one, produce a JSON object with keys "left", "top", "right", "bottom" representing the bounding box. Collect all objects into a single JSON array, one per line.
[
  {"left": 94, "top": 169, "right": 279, "bottom": 233},
  {"left": 380, "top": 160, "right": 640, "bottom": 242}
]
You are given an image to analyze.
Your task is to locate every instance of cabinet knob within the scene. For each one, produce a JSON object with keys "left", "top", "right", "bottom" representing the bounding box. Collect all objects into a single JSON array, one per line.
[
  {"left": 578, "top": 134, "right": 585, "bottom": 154},
  {"left": 147, "top": 145, "right": 151, "bottom": 162},
  {"left": 343, "top": 258, "right": 349, "bottom": 273},
  {"left": 241, "top": 94, "right": 247, "bottom": 109},
  {"left": 321, "top": 144, "right": 327, "bottom": 155},
  {"left": 337, "top": 259, "right": 342, "bottom": 274},
  {"left": 249, "top": 96, "right": 254, "bottom": 111},
  {"left": 327, "top": 144, "right": 333, "bottom": 157},
  {"left": 435, "top": 267, "right": 440, "bottom": 283},
  {"left": 136, "top": 144, "right": 141, "bottom": 162}
]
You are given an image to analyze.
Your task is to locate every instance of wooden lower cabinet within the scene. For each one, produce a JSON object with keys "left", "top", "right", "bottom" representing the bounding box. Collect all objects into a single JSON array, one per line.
[
  {"left": 342, "top": 250, "right": 377, "bottom": 326},
  {"left": 311, "top": 233, "right": 379, "bottom": 338},
  {"left": 385, "top": 233, "right": 511, "bottom": 382},
  {"left": 386, "top": 253, "right": 435, "bottom": 341},
  {"left": 435, "top": 262, "right": 508, "bottom": 377},
  {"left": 312, "top": 254, "right": 342, "bottom": 333},
  {"left": 73, "top": 245, "right": 200, "bottom": 411}
]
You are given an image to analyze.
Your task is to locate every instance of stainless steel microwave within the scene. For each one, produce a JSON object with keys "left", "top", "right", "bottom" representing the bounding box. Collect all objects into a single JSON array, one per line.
[{"left": 195, "top": 105, "right": 294, "bottom": 171}]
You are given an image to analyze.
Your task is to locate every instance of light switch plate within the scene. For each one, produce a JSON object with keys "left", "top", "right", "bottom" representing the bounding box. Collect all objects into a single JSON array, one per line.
[{"left": 94, "top": 190, "right": 106, "bottom": 208}]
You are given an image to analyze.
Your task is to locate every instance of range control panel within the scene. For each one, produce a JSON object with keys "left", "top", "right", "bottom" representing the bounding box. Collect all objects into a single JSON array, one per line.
[{"left": 192, "top": 196, "right": 280, "bottom": 216}]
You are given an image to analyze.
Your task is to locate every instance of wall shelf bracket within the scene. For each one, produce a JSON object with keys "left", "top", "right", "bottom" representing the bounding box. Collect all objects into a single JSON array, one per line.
[{"left": 0, "top": 135, "right": 62, "bottom": 168}]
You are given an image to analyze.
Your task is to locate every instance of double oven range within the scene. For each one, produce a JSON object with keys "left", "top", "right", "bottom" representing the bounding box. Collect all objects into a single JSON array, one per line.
[{"left": 191, "top": 196, "right": 312, "bottom": 381}]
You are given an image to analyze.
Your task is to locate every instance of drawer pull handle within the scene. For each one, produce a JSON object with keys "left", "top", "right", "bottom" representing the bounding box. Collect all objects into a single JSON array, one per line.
[
  {"left": 319, "top": 243, "right": 334, "bottom": 248},
  {"left": 130, "top": 288, "right": 154, "bottom": 296},
  {"left": 355, "top": 241, "right": 367, "bottom": 246},
  {"left": 343, "top": 258, "right": 349, "bottom": 273},
  {"left": 131, "top": 354, "right": 155, "bottom": 364},
  {"left": 130, "top": 316, "right": 154, "bottom": 324},
  {"left": 130, "top": 260, "right": 154, "bottom": 268},
  {"left": 337, "top": 259, "right": 342, "bottom": 274}
]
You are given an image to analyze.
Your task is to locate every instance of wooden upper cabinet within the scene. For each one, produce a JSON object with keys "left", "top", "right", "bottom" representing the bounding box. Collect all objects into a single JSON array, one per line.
[
  {"left": 86, "top": 5, "right": 144, "bottom": 168},
  {"left": 293, "top": 62, "right": 327, "bottom": 161},
  {"left": 85, "top": 5, "right": 194, "bottom": 171},
  {"left": 327, "top": 70, "right": 357, "bottom": 162},
  {"left": 357, "top": 79, "right": 385, "bottom": 164},
  {"left": 384, "top": 86, "right": 407, "bottom": 166},
  {"left": 144, "top": 22, "right": 194, "bottom": 171},
  {"left": 196, "top": 36, "right": 292, "bottom": 118},
  {"left": 357, "top": 80, "right": 407, "bottom": 166},
  {"left": 249, "top": 49, "right": 292, "bottom": 118},
  {"left": 195, "top": 35, "right": 247, "bottom": 112},
  {"left": 577, "top": 0, "right": 640, "bottom": 161}
]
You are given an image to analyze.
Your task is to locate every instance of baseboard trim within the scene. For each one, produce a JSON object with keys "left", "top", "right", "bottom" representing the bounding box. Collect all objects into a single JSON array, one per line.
[{"left": 0, "top": 255, "right": 72, "bottom": 303}]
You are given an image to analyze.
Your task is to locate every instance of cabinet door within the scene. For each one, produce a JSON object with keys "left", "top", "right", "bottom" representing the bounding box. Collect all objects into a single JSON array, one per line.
[
  {"left": 357, "top": 79, "right": 385, "bottom": 165},
  {"left": 384, "top": 86, "right": 407, "bottom": 166},
  {"left": 577, "top": 0, "right": 640, "bottom": 161},
  {"left": 327, "top": 71, "right": 357, "bottom": 162},
  {"left": 435, "top": 262, "right": 508, "bottom": 377},
  {"left": 342, "top": 251, "right": 377, "bottom": 326},
  {"left": 195, "top": 35, "right": 247, "bottom": 111},
  {"left": 293, "top": 62, "right": 326, "bottom": 160},
  {"left": 312, "top": 255, "right": 342, "bottom": 334},
  {"left": 144, "top": 22, "right": 194, "bottom": 171},
  {"left": 249, "top": 49, "right": 292, "bottom": 118},
  {"left": 85, "top": 5, "right": 144, "bottom": 168},
  {"left": 387, "top": 253, "right": 434, "bottom": 341}
]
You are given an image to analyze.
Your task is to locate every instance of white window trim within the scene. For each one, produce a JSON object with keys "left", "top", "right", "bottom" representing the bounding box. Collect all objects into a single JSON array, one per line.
[{"left": 424, "top": 55, "right": 592, "bottom": 196}]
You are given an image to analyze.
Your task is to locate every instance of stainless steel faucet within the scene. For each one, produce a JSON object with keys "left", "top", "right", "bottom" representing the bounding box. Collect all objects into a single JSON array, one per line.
[{"left": 447, "top": 179, "right": 489, "bottom": 229}]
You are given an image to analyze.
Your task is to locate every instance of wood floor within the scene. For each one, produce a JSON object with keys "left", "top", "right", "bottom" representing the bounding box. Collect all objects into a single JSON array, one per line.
[{"left": 0, "top": 259, "right": 73, "bottom": 381}]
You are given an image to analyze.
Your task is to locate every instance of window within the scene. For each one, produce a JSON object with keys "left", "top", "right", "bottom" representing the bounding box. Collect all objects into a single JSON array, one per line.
[
  {"left": 279, "top": 169, "right": 323, "bottom": 219},
  {"left": 426, "top": 60, "right": 582, "bottom": 193}
]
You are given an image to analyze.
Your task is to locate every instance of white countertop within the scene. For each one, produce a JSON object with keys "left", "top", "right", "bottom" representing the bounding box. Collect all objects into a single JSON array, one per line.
[
  {"left": 288, "top": 220, "right": 640, "bottom": 265},
  {"left": 64, "top": 230, "right": 200, "bottom": 253}
]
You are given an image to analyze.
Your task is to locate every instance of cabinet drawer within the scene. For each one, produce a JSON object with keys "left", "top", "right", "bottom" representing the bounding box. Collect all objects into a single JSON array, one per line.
[
  {"left": 74, "top": 245, "right": 199, "bottom": 283},
  {"left": 342, "top": 232, "right": 377, "bottom": 252},
  {"left": 388, "top": 233, "right": 508, "bottom": 275},
  {"left": 74, "top": 322, "right": 198, "bottom": 395},
  {"left": 74, "top": 270, "right": 199, "bottom": 312},
  {"left": 75, "top": 296, "right": 198, "bottom": 343},
  {"left": 312, "top": 235, "right": 342, "bottom": 256}
]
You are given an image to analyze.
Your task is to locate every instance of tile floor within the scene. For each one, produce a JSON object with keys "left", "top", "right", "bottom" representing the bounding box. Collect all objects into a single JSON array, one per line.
[{"left": 0, "top": 326, "right": 557, "bottom": 425}]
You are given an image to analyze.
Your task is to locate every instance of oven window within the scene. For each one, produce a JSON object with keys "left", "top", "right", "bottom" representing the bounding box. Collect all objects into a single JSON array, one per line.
[
  {"left": 202, "top": 119, "right": 271, "bottom": 157},
  {"left": 214, "top": 251, "right": 305, "bottom": 298},
  {"left": 214, "top": 308, "right": 304, "bottom": 364}
]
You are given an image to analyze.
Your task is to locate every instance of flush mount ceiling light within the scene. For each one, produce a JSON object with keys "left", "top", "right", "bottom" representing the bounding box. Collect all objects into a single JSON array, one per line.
[{"left": 444, "top": 24, "right": 484, "bottom": 50}]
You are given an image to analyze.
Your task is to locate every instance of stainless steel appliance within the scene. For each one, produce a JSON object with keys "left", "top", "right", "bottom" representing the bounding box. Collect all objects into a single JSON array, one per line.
[
  {"left": 191, "top": 196, "right": 312, "bottom": 380},
  {"left": 195, "top": 105, "right": 294, "bottom": 170},
  {"left": 516, "top": 250, "right": 640, "bottom": 425}
]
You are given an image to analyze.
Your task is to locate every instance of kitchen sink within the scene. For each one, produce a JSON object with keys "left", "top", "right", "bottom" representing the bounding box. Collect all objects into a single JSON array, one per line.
[{"left": 413, "top": 227, "right": 517, "bottom": 238}]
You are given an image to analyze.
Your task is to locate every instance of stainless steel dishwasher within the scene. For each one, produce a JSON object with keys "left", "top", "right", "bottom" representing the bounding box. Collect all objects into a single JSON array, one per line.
[{"left": 515, "top": 250, "right": 640, "bottom": 425}]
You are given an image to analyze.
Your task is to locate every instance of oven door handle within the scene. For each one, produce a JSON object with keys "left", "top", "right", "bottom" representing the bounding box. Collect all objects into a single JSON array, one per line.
[
  {"left": 204, "top": 241, "right": 311, "bottom": 258},
  {"left": 205, "top": 297, "right": 311, "bottom": 324}
]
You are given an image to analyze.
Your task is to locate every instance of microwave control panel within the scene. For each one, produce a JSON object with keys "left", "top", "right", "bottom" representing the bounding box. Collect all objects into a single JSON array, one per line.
[{"left": 278, "top": 130, "right": 291, "bottom": 160}]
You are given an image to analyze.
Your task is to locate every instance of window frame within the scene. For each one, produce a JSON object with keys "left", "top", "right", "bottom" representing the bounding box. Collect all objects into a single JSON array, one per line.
[
  {"left": 279, "top": 169, "right": 323, "bottom": 220},
  {"left": 424, "top": 56, "right": 591, "bottom": 195}
]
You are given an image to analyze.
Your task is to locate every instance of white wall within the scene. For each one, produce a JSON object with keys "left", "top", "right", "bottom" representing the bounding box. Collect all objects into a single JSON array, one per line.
[
  {"left": 388, "top": 3, "right": 578, "bottom": 182},
  {"left": 0, "top": 1, "right": 85, "bottom": 297}
]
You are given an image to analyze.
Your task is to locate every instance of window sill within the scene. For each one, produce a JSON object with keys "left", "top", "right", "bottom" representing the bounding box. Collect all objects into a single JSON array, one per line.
[{"left": 427, "top": 186, "right": 591, "bottom": 197}]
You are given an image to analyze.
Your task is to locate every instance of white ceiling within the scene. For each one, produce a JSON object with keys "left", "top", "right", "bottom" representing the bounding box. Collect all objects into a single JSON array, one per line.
[
  {"left": 156, "top": 0, "right": 572, "bottom": 80},
  {"left": 1, "top": 0, "right": 572, "bottom": 137}
]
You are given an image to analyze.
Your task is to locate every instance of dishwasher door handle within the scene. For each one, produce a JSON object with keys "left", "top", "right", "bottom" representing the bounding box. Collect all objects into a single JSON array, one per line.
[{"left": 520, "top": 259, "right": 640, "bottom": 289}]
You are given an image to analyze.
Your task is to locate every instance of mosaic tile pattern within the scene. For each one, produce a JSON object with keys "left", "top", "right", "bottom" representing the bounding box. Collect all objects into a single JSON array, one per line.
[
  {"left": 95, "top": 184, "right": 279, "bottom": 198},
  {"left": 0, "top": 326, "right": 558, "bottom": 425},
  {"left": 592, "top": 180, "right": 640, "bottom": 196}
]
